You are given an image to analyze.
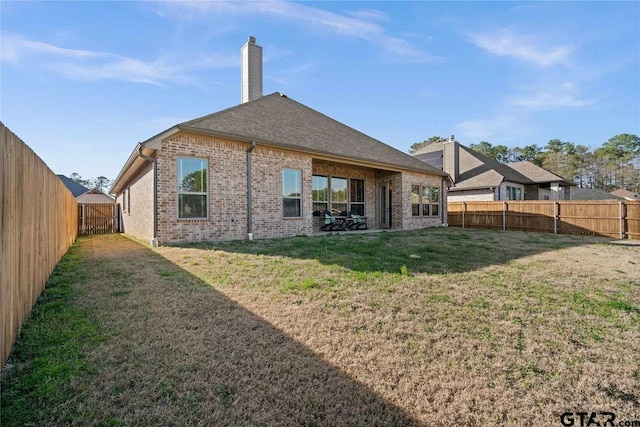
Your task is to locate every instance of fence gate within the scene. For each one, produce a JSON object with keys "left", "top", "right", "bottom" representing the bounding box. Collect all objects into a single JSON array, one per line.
[{"left": 78, "top": 203, "right": 120, "bottom": 235}]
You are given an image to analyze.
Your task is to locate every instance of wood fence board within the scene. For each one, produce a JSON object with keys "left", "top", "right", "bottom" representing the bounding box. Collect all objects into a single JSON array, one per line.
[
  {"left": 448, "top": 200, "right": 639, "bottom": 240},
  {"left": 1, "top": 122, "right": 78, "bottom": 367}
]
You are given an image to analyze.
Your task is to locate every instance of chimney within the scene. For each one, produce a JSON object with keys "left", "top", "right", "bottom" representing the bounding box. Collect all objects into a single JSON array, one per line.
[
  {"left": 442, "top": 135, "right": 459, "bottom": 183},
  {"left": 241, "top": 36, "right": 263, "bottom": 103}
]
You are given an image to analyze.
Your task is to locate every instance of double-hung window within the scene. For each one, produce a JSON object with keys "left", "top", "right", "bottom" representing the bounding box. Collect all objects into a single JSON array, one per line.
[
  {"left": 330, "top": 177, "right": 348, "bottom": 215},
  {"left": 411, "top": 185, "right": 421, "bottom": 216},
  {"left": 177, "top": 157, "right": 208, "bottom": 219},
  {"left": 422, "top": 186, "right": 431, "bottom": 216},
  {"left": 350, "top": 179, "right": 365, "bottom": 216},
  {"left": 431, "top": 186, "right": 439, "bottom": 216},
  {"left": 312, "top": 175, "right": 328, "bottom": 214},
  {"left": 283, "top": 168, "right": 302, "bottom": 217}
]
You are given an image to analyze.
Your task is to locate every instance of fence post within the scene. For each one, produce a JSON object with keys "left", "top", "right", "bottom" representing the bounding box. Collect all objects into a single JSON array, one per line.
[
  {"left": 553, "top": 201, "right": 558, "bottom": 234},
  {"left": 462, "top": 202, "right": 466, "bottom": 229},
  {"left": 502, "top": 202, "right": 506, "bottom": 231},
  {"left": 619, "top": 201, "right": 624, "bottom": 240}
]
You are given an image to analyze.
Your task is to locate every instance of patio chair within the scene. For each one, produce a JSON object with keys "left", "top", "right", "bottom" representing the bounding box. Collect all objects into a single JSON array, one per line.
[
  {"left": 320, "top": 210, "right": 347, "bottom": 231},
  {"left": 348, "top": 212, "right": 368, "bottom": 230}
]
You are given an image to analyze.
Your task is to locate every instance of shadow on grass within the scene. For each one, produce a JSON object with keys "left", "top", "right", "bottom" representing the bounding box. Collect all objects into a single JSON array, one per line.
[
  {"left": 178, "top": 227, "right": 610, "bottom": 274},
  {"left": 1, "top": 234, "right": 423, "bottom": 426}
]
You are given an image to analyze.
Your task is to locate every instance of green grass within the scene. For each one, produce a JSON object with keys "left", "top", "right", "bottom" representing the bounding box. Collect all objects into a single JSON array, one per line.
[{"left": 1, "top": 242, "right": 104, "bottom": 426}]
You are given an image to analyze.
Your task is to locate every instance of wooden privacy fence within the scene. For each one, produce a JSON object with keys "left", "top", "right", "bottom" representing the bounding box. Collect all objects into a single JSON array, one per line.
[
  {"left": 1, "top": 122, "right": 78, "bottom": 367},
  {"left": 448, "top": 200, "right": 640, "bottom": 240},
  {"left": 78, "top": 203, "right": 120, "bottom": 235}
]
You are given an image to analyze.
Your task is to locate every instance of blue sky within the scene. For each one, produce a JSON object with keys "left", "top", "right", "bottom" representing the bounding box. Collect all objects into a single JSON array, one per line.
[{"left": 2, "top": 1, "right": 638, "bottom": 183}]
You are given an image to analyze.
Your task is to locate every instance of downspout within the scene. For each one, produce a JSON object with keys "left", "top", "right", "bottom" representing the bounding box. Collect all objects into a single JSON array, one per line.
[
  {"left": 246, "top": 141, "right": 256, "bottom": 241},
  {"left": 138, "top": 144, "right": 158, "bottom": 247}
]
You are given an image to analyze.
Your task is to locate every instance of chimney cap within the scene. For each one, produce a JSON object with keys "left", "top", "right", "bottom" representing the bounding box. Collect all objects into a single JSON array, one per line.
[{"left": 248, "top": 36, "right": 256, "bottom": 43}]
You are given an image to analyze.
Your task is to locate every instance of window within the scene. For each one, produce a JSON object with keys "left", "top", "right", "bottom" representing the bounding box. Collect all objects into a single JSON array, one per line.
[
  {"left": 516, "top": 188, "right": 522, "bottom": 200},
  {"left": 350, "top": 179, "right": 365, "bottom": 216},
  {"left": 283, "top": 168, "right": 302, "bottom": 217},
  {"left": 422, "top": 186, "right": 431, "bottom": 216},
  {"left": 412, "top": 185, "right": 440, "bottom": 217},
  {"left": 312, "top": 175, "right": 328, "bottom": 214},
  {"left": 178, "top": 157, "right": 208, "bottom": 219},
  {"left": 331, "top": 177, "right": 348, "bottom": 215},
  {"left": 127, "top": 188, "right": 131, "bottom": 213},
  {"left": 431, "top": 186, "right": 439, "bottom": 216},
  {"left": 411, "top": 185, "right": 421, "bottom": 216},
  {"left": 123, "top": 189, "right": 128, "bottom": 212}
]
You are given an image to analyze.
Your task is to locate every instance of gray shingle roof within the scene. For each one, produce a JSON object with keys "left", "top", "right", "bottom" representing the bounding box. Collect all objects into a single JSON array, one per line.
[
  {"left": 57, "top": 175, "right": 90, "bottom": 197},
  {"left": 570, "top": 188, "right": 623, "bottom": 200},
  {"left": 178, "top": 93, "right": 448, "bottom": 176},
  {"left": 507, "top": 161, "right": 573, "bottom": 185}
]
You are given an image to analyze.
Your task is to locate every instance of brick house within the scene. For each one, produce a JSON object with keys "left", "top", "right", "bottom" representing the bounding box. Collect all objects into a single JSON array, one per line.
[
  {"left": 413, "top": 137, "right": 575, "bottom": 201},
  {"left": 110, "top": 38, "right": 450, "bottom": 245}
]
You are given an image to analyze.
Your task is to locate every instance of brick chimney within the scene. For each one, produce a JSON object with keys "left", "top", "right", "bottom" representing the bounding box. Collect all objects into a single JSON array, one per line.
[{"left": 241, "top": 36, "right": 263, "bottom": 103}]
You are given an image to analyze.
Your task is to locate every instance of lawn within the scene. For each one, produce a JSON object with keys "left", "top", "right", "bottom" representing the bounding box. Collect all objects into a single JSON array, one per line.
[{"left": 2, "top": 228, "right": 639, "bottom": 426}]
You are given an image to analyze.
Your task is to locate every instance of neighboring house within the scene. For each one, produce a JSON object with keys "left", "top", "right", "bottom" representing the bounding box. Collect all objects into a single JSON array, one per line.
[
  {"left": 610, "top": 189, "right": 639, "bottom": 200},
  {"left": 571, "top": 188, "right": 623, "bottom": 200},
  {"left": 58, "top": 175, "right": 114, "bottom": 203},
  {"left": 57, "top": 175, "right": 90, "bottom": 197},
  {"left": 77, "top": 188, "right": 115, "bottom": 204},
  {"left": 412, "top": 137, "right": 575, "bottom": 202},
  {"left": 110, "top": 37, "right": 450, "bottom": 245}
]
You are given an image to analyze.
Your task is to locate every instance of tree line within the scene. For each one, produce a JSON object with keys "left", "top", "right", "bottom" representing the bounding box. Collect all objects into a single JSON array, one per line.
[
  {"left": 409, "top": 134, "right": 640, "bottom": 192},
  {"left": 70, "top": 173, "right": 112, "bottom": 193}
]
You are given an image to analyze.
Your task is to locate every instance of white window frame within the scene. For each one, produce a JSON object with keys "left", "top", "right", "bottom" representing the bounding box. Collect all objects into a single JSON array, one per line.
[
  {"left": 177, "top": 156, "right": 208, "bottom": 219},
  {"left": 282, "top": 168, "right": 302, "bottom": 218}
]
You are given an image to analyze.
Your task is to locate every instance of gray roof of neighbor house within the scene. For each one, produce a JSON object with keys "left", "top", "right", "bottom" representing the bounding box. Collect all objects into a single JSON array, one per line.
[
  {"left": 413, "top": 141, "right": 574, "bottom": 190},
  {"left": 178, "top": 92, "right": 448, "bottom": 176},
  {"left": 610, "top": 189, "right": 639, "bottom": 200},
  {"left": 507, "top": 161, "right": 574, "bottom": 185},
  {"left": 57, "top": 174, "right": 90, "bottom": 197},
  {"left": 570, "top": 188, "right": 623, "bottom": 200}
]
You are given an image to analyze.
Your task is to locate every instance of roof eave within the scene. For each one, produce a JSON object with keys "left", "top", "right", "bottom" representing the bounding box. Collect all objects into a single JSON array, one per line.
[{"left": 177, "top": 125, "right": 450, "bottom": 178}]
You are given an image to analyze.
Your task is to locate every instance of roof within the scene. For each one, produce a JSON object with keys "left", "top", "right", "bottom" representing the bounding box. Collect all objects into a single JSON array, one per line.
[
  {"left": 570, "top": 188, "right": 623, "bottom": 200},
  {"left": 178, "top": 93, "right": 448, "bottom": 176},
  {"left": 57, "top": 175, "right": 90, "bottom": 197},
  {"left": 77, "top": 189, "right": 115, "bottom": 204},
  {"left": 413, "top": 141, "right": 574, "bottom": 190},
  {"left": 507, "top": 161, "right": 574, "bottom": 185},
  {"left": 611, "top": 189, "right": 639, "bottom": 200}
]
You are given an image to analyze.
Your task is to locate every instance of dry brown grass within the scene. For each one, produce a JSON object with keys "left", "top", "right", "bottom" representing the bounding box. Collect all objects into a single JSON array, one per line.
[{"left": 6, "top": 228, "right": 640, "bottom": 426}]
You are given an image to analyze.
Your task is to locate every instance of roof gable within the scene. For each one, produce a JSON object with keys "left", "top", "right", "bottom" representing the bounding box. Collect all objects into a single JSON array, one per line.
[
  {"left": 57, "top": 175, "right": 90, "bottom": 197},
  {"left": 179, "top": 93, "right": 447, "bottom": 176}
]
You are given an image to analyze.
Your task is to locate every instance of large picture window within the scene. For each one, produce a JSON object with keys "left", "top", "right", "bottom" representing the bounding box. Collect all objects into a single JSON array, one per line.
[
  {"left": 283, "top": 169, "right": 302, "bottom": 217},
  {"left": 312, "top": 174, "right": 365, "bottom": 216},
  {"left": 312, "top": 175, "right": 328, "bottom": 214},
  {"left": 177, "top": 157, "right": 208, "bottom": 219},
  {"left": 422, "top": 186, "right": 431, "bottom": 216}
]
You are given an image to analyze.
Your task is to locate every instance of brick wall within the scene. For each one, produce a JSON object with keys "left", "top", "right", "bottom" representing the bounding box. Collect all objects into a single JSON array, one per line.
[
  {"left": 400, "top": 171, "right": 446, "bottom": 230},
  {"left": 251, "top": 146, "right": 314, "bottom": 239},
  {"left": 117, "top": 162, "right": 155, "bottom": 242},
  {"left": 117, "top": 130, "right": 448, "bottom": 244}
]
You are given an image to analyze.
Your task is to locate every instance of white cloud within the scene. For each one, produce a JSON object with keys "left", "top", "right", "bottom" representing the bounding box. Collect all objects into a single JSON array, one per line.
[
  {"left": 457, "top": 114, "right": 531, "bottom": 142},
  {"left": 346, "top": 8, "right": 390, "bottom": 22},
  {"left": 160, "top": 1, "right": 442, "bottom": 63},
  {"left": 510, "top": 82, "right": 595, "bottom": 110},
  {"left": 469, "top": 27, "right": 573, "bottom": 67},
  {"left": 1, "top": 33, "right": 237, "bottom": 85}
]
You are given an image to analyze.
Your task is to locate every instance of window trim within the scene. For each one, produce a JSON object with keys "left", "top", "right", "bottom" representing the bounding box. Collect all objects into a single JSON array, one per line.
[
  {"left": 282, "top": 168, "right": 302, "bottom": 218},
  {"left": 177, "top": 156, "right": 209, "bottom": 220}
]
